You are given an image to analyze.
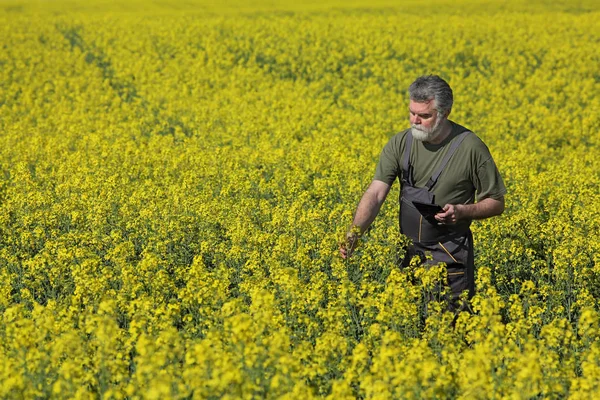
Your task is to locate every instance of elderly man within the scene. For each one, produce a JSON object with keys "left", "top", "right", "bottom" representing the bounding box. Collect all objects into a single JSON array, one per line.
[{"left": 340, "top": 75, "right": 506, "bottom": 311}]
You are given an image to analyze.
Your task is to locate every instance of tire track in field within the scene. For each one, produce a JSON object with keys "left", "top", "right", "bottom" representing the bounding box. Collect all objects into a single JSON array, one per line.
[{"left": 55, "top": 23, "right": 193, "bottom": 138}]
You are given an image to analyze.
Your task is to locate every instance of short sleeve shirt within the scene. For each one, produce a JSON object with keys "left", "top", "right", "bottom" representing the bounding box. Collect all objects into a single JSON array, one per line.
[{"left": 374, "top": 121, "right": 506, "bottom": 207}]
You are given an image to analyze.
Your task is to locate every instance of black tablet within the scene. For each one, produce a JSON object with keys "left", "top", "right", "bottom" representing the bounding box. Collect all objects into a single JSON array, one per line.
[{"left": 412, "top": 201, "right": 444, "bottom": 218}]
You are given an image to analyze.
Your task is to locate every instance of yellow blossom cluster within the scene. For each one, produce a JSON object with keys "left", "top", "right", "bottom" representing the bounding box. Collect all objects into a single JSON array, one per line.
[{"left": 0, "top": 0, "right": 599, "bottom": 398}]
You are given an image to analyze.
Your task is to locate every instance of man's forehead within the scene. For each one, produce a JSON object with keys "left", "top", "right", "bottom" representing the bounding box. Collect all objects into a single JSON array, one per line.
[{"left": 409, "top": 99, "right": 435, "bottom": 112}]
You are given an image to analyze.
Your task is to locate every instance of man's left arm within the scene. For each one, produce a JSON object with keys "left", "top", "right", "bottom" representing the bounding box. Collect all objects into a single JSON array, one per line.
[
  {"left": 435, "top": 196, "right": 504, "bottom": 225},
  {"left": 436, "top": 137, "right": 507, "bottom": 225}
]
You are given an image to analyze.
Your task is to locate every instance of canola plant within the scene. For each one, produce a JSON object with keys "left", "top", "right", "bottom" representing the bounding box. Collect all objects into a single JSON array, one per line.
[{"left": 0, "top": 0, "right": 599, "bottom": 398}]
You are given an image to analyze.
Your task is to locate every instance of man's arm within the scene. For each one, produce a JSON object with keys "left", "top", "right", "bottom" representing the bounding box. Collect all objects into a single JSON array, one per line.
[
  {"left": 435, "top": 196, "right": 505, "bottom": 225},
  {"left": 340, "top": 180, "right": 391, "bottom": 258}
]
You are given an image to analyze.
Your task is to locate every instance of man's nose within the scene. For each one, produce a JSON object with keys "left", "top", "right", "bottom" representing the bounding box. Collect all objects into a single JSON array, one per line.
[{"left": 411, "top": 115, "right": 421, "bottom": 125}]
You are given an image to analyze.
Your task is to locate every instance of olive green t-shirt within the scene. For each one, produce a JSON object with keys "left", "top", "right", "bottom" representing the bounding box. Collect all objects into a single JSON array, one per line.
[{"left": 374, "top": 121, "right": 506, "bottom": 207}]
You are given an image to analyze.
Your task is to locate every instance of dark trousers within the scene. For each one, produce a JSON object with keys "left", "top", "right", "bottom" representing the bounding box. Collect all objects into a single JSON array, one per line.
[{"left": 400, "top": 239, "right": 475, "bottom": 314}]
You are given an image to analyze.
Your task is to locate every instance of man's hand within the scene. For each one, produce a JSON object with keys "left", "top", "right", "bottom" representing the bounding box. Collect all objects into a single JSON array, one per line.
[
  {"left": 435, "top": 204, "right": 463, "bottom": 225},
  {"left": 339, "top": 230, "right": 360, "bottom": 259},
  {"left": 339, "top": 180, "right": 391, "bottom": 258},
  {"left": 435, "top": 197, "right": 505, "bottom": 224}
]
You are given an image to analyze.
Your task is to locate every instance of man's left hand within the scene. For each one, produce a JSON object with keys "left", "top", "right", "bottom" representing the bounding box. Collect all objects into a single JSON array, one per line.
[
  {"left": 435, "top": 197, "right": 505, "bottom": 224},
  {"left": 435, "top": 204, "right": 463, "bottom": 225}
]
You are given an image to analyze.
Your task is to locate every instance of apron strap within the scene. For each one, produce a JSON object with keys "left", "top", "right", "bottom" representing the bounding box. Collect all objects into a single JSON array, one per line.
[
  {"left": 401, "top": 131, "right": 413, "bottom": 184},
  {"left": 425, "top": 130, "right": 471, "bottom": 190}
]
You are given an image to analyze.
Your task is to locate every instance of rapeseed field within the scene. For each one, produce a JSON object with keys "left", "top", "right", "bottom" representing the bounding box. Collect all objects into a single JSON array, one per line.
[{"left": 0, "top": 0, "right": 599, "bottom": 398}]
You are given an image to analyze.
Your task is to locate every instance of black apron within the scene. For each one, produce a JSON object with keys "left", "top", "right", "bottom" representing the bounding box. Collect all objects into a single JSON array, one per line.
[{"left": 399, "top": 130, "right": 475, "bottom": 310}]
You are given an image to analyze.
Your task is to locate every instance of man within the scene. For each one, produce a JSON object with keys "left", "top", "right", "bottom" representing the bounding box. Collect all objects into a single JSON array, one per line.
[{"left": 340, "top": 75, "right": 506, "bottom": 311}]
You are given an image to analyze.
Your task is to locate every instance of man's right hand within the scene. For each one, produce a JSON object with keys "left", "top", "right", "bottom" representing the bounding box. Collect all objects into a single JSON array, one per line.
[
  {"left": 339, "top": 231, "right": 359, "bottom": 259},
  {"left": 339, "top": 180, "right": 391, "bottom": 259}
]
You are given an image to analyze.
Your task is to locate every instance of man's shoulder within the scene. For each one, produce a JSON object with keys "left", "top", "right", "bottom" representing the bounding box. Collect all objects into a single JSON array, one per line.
[
  {"left": 449, "top": 122, "right": 496, "bottom": 169},
  {"left": 389, "top": 128, "right": 411, "bottom": 142},
  {"left": 450, "top": 121, "right": 489, "bottom": 151},
  {"left": 451, "top": 121, "right": 476, "bottom": 141},
  {"left": 382, "top": 128, "right": 411, "bottom": 150}
]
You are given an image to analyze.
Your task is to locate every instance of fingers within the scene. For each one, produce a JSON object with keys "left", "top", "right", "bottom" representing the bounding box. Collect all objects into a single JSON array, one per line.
[
  {"left": 434, "top": 210, "right": 449, "bottom": 222},
  {"left": 339, "top": 246, "right": 348, "bottom": 259},
  {"left": 435, "top": 204, "right": 457, "bottom": 225},
  {"left": 339, "top": 235, "right": 358, "bottom": 258},
  {"left": 340, "top": 246, "right": 353, "bottom": 259}
]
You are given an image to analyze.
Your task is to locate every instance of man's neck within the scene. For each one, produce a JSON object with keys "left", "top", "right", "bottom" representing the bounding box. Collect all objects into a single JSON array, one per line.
[{"left": 426, "top": 120, "right": 452, "bottom": 145}]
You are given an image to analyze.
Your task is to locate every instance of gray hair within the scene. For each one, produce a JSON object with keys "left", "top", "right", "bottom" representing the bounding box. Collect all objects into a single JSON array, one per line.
[{"left": 408, "top": 75, "right": 453, "bottom": 116}]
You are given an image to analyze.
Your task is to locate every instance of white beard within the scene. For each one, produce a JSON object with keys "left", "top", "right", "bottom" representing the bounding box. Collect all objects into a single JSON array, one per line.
[{"left": 412, "top": 118, "right": 443, "bottom": 142}]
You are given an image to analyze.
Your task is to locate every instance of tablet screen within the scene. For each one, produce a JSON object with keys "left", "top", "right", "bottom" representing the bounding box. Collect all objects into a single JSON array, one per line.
[{"left": 412, "top": 201, "right": 443, "bottom": 218}]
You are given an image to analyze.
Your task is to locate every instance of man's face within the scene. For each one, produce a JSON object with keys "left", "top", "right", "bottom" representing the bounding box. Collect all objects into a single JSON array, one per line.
[{"left": 409, "top": 99, "right": 445, "bottom": 142}]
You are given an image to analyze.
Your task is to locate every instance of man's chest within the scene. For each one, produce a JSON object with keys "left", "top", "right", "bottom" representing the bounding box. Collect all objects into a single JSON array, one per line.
[{"left": 404, "top": 146, "right": 476, "bottom": 200}]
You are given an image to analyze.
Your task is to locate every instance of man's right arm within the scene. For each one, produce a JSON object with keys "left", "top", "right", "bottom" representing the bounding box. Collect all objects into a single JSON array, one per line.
[{"left": 340, "top": 180, "right": 391, "bottom": 259}]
